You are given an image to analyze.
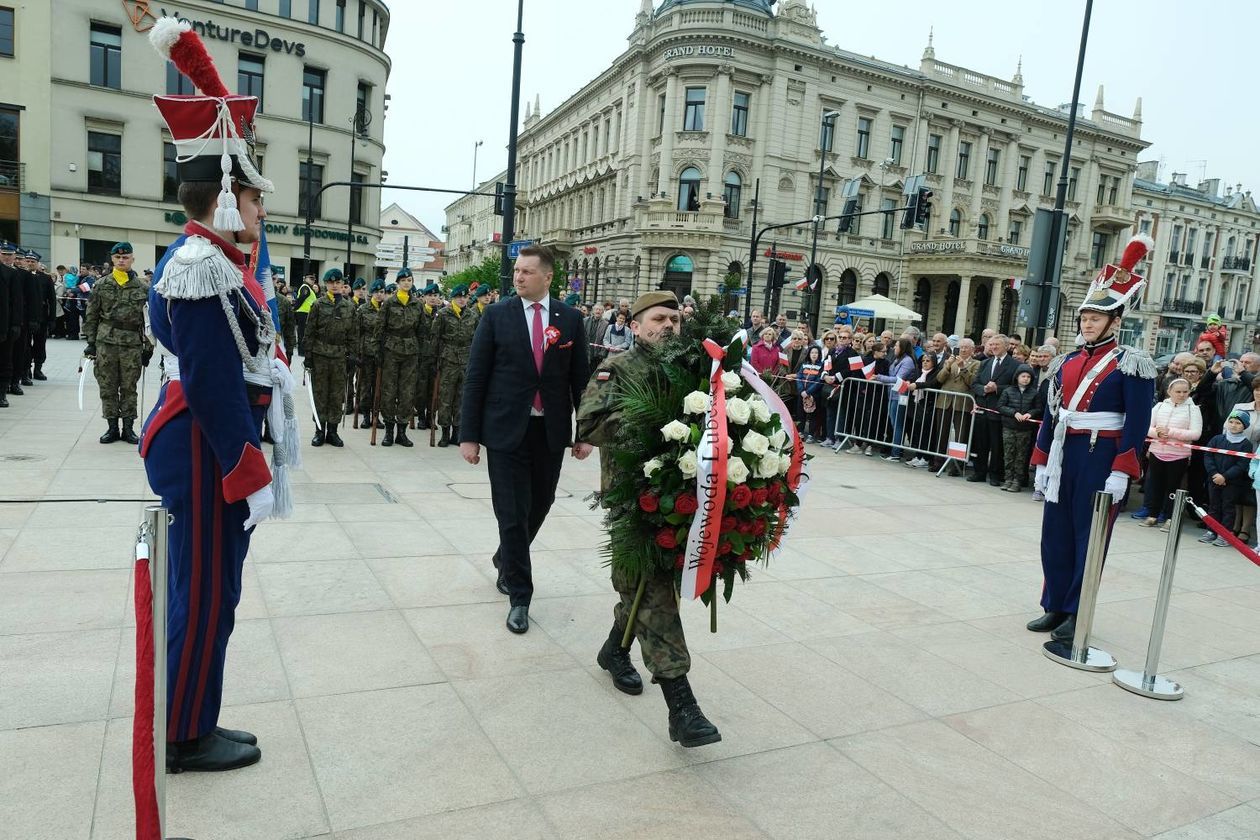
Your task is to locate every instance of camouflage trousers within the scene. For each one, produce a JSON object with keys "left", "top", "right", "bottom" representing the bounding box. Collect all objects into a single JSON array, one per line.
[
  {"left": 414, "top": 359, "right": 437, "bottom": 417},
  {"left": 380, "top": 349, "right": 417, "bottom": 424},
  {"left": 356, "top": 359, "right": 379, "bottom": 419},
  {"left": 436, "top": 362, "right": 465, "bottom": 427},
  {"left": 309, "top": 355, "right": 346, "bottom": 427},
  {"left": 611, "top": 564, "right": 690, "bottom": 679},
  {"left": 1002, "top": 428, "right": 1034, "bottom": 486},
  {"left": 96, "top": 343, "right": 143, "bottom": 420}
]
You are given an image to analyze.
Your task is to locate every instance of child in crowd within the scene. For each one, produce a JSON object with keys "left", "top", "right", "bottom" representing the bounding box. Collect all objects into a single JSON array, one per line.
[
  {"left": 1200, "top": 411, "right": 1255, "bottom": 546},
  {"left": 796, "top": 345, "right": 825, "bottom": 442},
  {"left": 1142, "top": 378, "right": 1201, "bottom": 530},
  {"left": 997, "top": 363, "right": 1044, "bottom": 492}
]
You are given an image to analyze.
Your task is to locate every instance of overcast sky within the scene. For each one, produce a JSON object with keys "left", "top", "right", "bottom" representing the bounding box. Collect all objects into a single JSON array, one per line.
[{"left": 380, "top": 0, "right": 1256, "bottom": 235}]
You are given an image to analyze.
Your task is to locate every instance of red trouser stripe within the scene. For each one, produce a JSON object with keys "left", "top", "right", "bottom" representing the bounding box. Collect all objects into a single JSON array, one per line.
[
  {"left": 167, "top": 422, "right": 203, "bottom": 742},
  {"left": 191, "top": 460, "right": 224, "bottom": 734}
]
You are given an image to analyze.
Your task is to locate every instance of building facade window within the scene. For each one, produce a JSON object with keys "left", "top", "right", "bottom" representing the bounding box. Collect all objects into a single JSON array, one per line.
[
  {"left": 299, "top": 161, "right": 324, "bottom": 219},
  {"left": 1170, "top": 224, "right": 1183, "bottom": 259},
  {"left": 0, "top": 106, "right": 17, "bottom": 163},
  {"left": 87, "top": 131, "right": 121, "bottom": 195},
  {"left": 731, "top": 91, "right": 749, "bottom": 137},
  {"left": 355, "top": 81, "right": 371, "bottom": 133},
  {"left": 1016, "top": 155, "right": 1030, "bottom": 191},
  {"left": 889, "top": 124, "right": 905, "bottom": 165},
  {"left": 89, "top": 24, "right": 122, "bottom": 89},
  {"left": 335, "top": 0, "right": 346, "bottom": 32},
  {"left": 855, "top": 117, "right": 871, "bottom": 159},
  {"left": 723, "top": 171, "right": 741, "bottom": 219},
  {"left": 1009, "top": 218, "right": 1023, "bottom": 245},
  {"left": 245, "top": 0, "right": 258, "bottom": 9},
  {"left": 926, "top": 133, "right": 941, "bottom": 174},
  {"left": 977, "top": 213, "right": 990, "bottom": 240},
  {"left": 1091, "top": 231, "right": 1110, "bottom": 268},
  {"left": 1043, "top": 161, "right": 1056, "bottom": 195},
  {"left": 1067, "top": 166, "right": 1080, "bottom": 200},
  {"left": 1139, "top": 218, "right": 1152, "bottom": 235},
  {"left": 815, "top": 185, "right": 830, "bottom": 218},
  {"left": 302, "top": 66, "right": 326, "bottom": 123},
  {"left": 657, "top": 93, "right": 666, "bottom": 135},
  {"left": 1186, "top": 228, "right": 1198, "bottom": 264},
  {"left": 820, "top": 117, "right": 834, "bottom": 152},
  {"left": 677, "top": 166, "right": 701, "bottom": 211},
  {"left": 238, "top": 53, "right": 265, "bottom": 110},
  {"left": 682, "top": 87, "right": 705, "bottom": 131},
  {"left": 948, "top": 208, "right": 961, "bottom": 237},
  {"left": 0, "top": 7, "right": 14, "bottom": 58},
  {"left": 880, "top": 198, "right": 896, "bottom": 240},
  {"left": 280, "top": 0, "right": 292, "bottom": 16},
  {"left": 349, "top": 171, "right": 364, "bottom": 225},
  {"left": 166, "top": 61, "right": 195, "bottom": 95},
  {"left": 1108, "top": 177, "right": 1119, "bottom": 204},
  {"left": 956, "top": 141, "right": 971, "bottom": 180},
  {"left": 357, "top": 0, "right": 366, "bottom": 39},
  {"left": 984, "top": 148, "right": 1000, "bottom": 186},
  {"left": 308, "top": 0, "right": 320, "bottom": 24},
  {"left": 162, "top": 142, "right": 179, "bottom": 202}
]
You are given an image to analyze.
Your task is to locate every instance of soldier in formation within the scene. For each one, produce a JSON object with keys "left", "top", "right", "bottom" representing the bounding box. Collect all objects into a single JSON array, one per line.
[
  {"left": 344, "top": 277, "right": 369, "bottom": 418},
  {"left": 415, "top": 281, "right": 443, "bottom": 430},
  {"left": 303, "top": 267, "right": 354, "bottom": 447},
  {"left": 83, "top": 242, "right": 151, "bottom": 444},
  {"left": 354, "top": 278, "right": 387, "bottom": 430},
  {"left": 275, "top": 281, "right": 298, "bottom": 356},
  {"left": 431, "top": 283, "right": 477, "bottom": 447},
  {"left": 378, "top": 268, "right": 422, "bottom": 447},
  {"left": 13, "top": 249, "right": 56, "bottom": 383},
  {"left": 0, "top": 240, "right": 20, "bottom": 406}
]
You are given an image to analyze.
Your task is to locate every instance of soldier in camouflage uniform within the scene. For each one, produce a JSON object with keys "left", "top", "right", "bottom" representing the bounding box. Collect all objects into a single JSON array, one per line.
[
  {"left": 84, "top": 242, "right": 150, "bottom": 444},
  {"left": 276, "top": 283, "right": 298, "bottom": 356},
  {"left": 303, "top": 268, "right": 354, "bottom": 447},
  {"left": 345, "top": 277, "right": 368, "bottom": 417},
  {"left": 430, "top": 283, "right": 476, "bottom": 447},
  {"left": 415, "top": 282, "right": 442, "bottom": 430},
  {"left": 575, "top": 289, "right": 721, "bottom": 748},
  {"left": 378, "top": 269, "right": 423, "bottom": 447},
  {"left": 354, "top": 278, "right": 387, "bottom": 430}
]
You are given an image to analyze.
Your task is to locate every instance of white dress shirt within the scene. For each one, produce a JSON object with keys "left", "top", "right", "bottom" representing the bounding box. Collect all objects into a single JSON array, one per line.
[{"left": 522, "top": 295, "right": 550, "bottom": 415}]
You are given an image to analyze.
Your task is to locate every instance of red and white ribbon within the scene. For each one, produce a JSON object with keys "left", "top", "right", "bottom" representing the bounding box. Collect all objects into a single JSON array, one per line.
[
  {"left": 680, "top": 339, "right": 730, "bottom": 600},
  {"left": 738, "top": 359, "right": 810, "bottom": 556}
]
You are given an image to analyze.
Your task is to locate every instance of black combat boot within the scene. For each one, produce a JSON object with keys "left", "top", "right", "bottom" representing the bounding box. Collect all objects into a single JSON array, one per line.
[
  {"left": 166, "top": 731, "right": 261, "bottom": 773},
  {"left": 658, "top": 675, "right": 721, "bottom": 747},
  {"left": 8, "top": 382, "right": 23, "bottom": 395},
  {"left": 311, "top": 427, "right": 325, "bottom": 447},
  {"left": 381, "top": 423, "right": 394, "bottom": 447},
  {"left": 437, "top": 426, "right": 451, "bottom": 447},
  {"left": 120, "top": 419, "right": 139, "bottom": 445},
  {"left": 0, "top": 393, "right": 8, "bottom": 408},
  {"left": 417, "top": 409, "right": 430, "bottom": 430},
  {"left": 360, "top": 412, "right": 373, "bottom": 429},
  {"left": 32, "top": 365, "right": 46, "bottom": 381},
  {"left": 597, "top": 624, "right": 643, "bottom": 695},
  {"left": 19, "top": 373, "right": 33, "bottom": 386},
  {"left": 99, "top": 419, "right": 121, "bottom": 444},
  {"left": 325, "top": 423, "right": 344, "bottom": 447},
  {"left": 452, "top": 425, "right": 460, "bottom": 444},
  {"left": 1026, "top": 611, "right": 1071, "bottom": 633},
  {"left": 395, "top": 424, "right": 414, "bottom": 448}
]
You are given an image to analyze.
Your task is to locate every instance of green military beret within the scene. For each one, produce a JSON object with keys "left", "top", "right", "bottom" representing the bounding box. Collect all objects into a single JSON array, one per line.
[
  {"left": 472, "top": 284, "right": 492, "bottom": 299},
  {"left": 323, "top": 268, "right": 344, "bottom": 282},
  {"left": 396, "top": 267, "right": 413, "bottom": 279},
  {"left": 421, "top": 282, "right": 440, "bottom": 295},
  {"left": 352, "top": 277, "right": 366, "bottom": 290},
  {"left": 370, "top": 278, "right": 386, "bottom": 293},
  {"left": 563, "top": 293, "right": 581, "bottom": 306},
  {"left": 385, "top": 283, "right": 397, "bottom": 293},
  {"left": 110, "top": 242, "right": 133, "bottom": 255},
  {"left": 631, "top": 290, "right": 679, "bottom": 321},
  {"left": 450, "top": 284, "right": 469, "bottom": 297}
]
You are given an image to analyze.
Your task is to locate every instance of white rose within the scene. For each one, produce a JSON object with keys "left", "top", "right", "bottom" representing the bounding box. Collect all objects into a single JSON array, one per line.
[
  {"left": 769, "top": 428, "right": 787, "bottom": 450},
  {"left": 726, "top": 396, "right": 752, "bottom": 425},
  {"left": 721, "top": 371, "right": 742, "bottom": 392},
  {"left": 682, "top": 390, "right": 710, "bottom": 415},
  {"left": 727, "top": 456, "right": 750, "bottom": 484},
  {"left": 749, "top": 397, "right": 772, "bottom": 424},
  {"left": 778, "top": 453, "right": 793, "bottom": 475},
  {"left": 643, "top": 457, "right": 664, "bottom": 478},
  {"left": 678, "top": 449, "right": 699, "bottom": 478},
  {"left": 756, "top": 452, "right": 780, "bottom": 479},
  {"left": 741, "top": 430, "right": 770, "bottom": 457},
  {"left": 661, "top": 419, "right": 691, "bottom": 442}
]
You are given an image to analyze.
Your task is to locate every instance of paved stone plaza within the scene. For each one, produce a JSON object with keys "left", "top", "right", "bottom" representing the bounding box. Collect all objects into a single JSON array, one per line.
[{"left": 3, "top": 341, "right": 1260, "bottom": 839}]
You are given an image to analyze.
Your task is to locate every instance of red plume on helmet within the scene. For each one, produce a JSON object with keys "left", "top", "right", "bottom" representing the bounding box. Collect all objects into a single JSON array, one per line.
[
  {"left": 1117, "top": 233, "right": 1154, "bottom": 273},
  {"left": 149, "top": 17, "right": 229, "bottom": 98}
]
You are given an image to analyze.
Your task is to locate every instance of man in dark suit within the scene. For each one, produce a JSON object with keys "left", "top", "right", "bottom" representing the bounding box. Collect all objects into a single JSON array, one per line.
[
  {"left": 968, "top": 333, "right": 1018, "bottom": 485},
  {"left": 460, "top": 245, "right": 592, "bottom": 634}
]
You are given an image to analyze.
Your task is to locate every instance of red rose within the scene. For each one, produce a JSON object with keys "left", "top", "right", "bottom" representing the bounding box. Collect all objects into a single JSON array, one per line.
[
  {"left": 737, "top": 521, "right": 754, "bottom": 535},
  {"left": 639, "top": 492, "right": 659, "bottom": 513},
  {"left": 718, "top": 541, "right": 733, "bottom": 556},
  {"left": 655, "top": 527, "right": 678, "bottom": 549},
  {"left": 752, "top": 518, "right": 768, "bottom": 536},
  {"left": 673, "top": 553, "right": 685, "bottom": 570},
  {"left": 729, "top": 485, "right": 753, "bottom": 509},
  {"left": 714, "top": 561, "right": 725, "bottom": 576},
  {"left": 720, "top": 515, "right": 737, "bottom": 533},
  {"left": 767, "top": 483, "right": 783, "bottom": 505},
  {"left": 738, "top": 549, "right": 753, "bottom": 563},
  {"left": 751, "top": 487, "right": 769, "bottom": 506},
  {"left": 674, "top": 493, "right": 699, "bottom": 515}
]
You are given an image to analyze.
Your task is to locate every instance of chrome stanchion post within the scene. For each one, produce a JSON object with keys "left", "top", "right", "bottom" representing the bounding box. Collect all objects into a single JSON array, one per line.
[
  {"left": 145, "top": 505, "right": 170, "bottom": 834},
  {"left": 1113, "top": 489, "right": 1186, "bottom": 700},
  {"left": 1043, "top": 490, "right": 1117, "bottom": 672}
]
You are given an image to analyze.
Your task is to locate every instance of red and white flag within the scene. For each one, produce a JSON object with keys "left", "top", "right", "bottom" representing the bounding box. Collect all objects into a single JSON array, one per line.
[
  {"left": 947, "top": 441, "right": 969, "bottom": 460},
  {"left": 893, "top": 378, "right": 911, "bottom": 395},
  {"left": 861, "top": 362, "right": 876, "bottom": 380},
  {"left": 823, "top": 356, "right": 833, "bottom": 373},
  {"left": 778, "top": 350, "right": 790, "bottom": 367},
  {"left": 794, "top": 276, "right": 810, "bottom": 291},
  {"left": 848, "top": 356, "right": 864, "bottom": 372}
]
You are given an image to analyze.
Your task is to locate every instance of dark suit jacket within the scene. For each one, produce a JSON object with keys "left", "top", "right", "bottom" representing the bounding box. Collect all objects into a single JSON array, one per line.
[
  {"left": 970, "top": 353, "right": 1018, "bottom": 411},
  {"left": 460, "top": 296, "right": 589, "bottom": 452}
]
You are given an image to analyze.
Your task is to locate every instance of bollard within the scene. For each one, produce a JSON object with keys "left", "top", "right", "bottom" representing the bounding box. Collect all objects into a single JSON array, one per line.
[
  {"left": 1042, "top": 490, "right": 1118, "bottom": 672},
  {"left": 1112, "top": 489, "right": 1186, "bottom": 700}
]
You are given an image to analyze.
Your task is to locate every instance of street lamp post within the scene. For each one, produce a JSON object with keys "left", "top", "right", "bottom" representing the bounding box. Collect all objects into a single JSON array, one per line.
[
  {"left": 472, "top": 140, "right": 484, "bottom": 189},
  {"left": 497, "top": 0, "right": 526, "bottom": 295},
  {"left": 807, "top": 110, "right": 840, "bottom": 335},
  {"left": 301, "top": 102, "right": 315, "bottom": 280}
]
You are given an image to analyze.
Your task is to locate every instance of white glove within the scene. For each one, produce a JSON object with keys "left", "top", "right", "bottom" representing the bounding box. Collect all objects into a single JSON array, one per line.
[
  {"left": 1103, "top": 470, "right": 1128, "bottom": 504},
  {"left": 269, "top": 357, "right": 294, "bottom": 395},
  {"left": 1034, "top": 464, "right": 1047, "bottom": 493},
  {"left": 243, "top": 485, "right": 274, "bottom": 530}
]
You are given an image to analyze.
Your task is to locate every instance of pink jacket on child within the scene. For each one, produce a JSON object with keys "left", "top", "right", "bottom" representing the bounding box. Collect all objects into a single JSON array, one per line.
[{"left": 1147, "top": 398, "right": 1202, "bottom": 461}]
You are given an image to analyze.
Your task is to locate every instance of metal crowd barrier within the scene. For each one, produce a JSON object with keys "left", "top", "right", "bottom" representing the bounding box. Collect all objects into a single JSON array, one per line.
[
  {"left": 830, "top": 377, "right": 977, "bottom": 476},
  {"left": 1042, "top": 491, "right": 1117, "bottom": 672}
]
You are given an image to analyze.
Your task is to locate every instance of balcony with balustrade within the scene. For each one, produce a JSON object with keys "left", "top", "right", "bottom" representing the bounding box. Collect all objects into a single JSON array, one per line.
[
  {"left": 0, "top": 160, "right": 25, "bottom": 192},
  {"left": 1221, "top": 255, "right": 1252, "bottom": 274},
  {"left": 1162, "top": 298, "right": 1204, "bottom": 315}
]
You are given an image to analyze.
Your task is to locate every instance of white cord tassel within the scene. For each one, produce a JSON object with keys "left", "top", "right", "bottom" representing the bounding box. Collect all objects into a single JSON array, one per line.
[{"left": 212, "top": 107, "right": 244, "bottom": 231}]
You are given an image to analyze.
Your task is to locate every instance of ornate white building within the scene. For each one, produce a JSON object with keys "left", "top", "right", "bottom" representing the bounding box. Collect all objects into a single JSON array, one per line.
[{"left": 502, "top": 0, "right": 1149, "bottom": 338}]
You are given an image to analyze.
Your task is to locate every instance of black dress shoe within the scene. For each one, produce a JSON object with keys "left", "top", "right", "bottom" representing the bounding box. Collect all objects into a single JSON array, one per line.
[
  {"left": 987, "top": 477, "right": 1002, "bottom": 487},
  {"left": 8, "top": 383, "right": 23, "bottom": 395},
  {"left": 214, "top": 726, "right": 257, "bottom": 746},
  {"left": 495, "top": 571, "right": 509, "bottom": 596},
  {"left": 597, "top": 626, "right": 644, "bottom": 695},
  {"left": 1026, "top": 611, "right": 1071, "bottom": 633},
  {"left": 506, "top": 605, "right": 529, "bottom": 634},
  {"left": 19, "top": 376, "right": 32, "bottom": 387},
  {"left": 1050, "top": 615, "right": 1077, "bottom": 644},
  {"left": 32, "top": 367, "right": 46, "bottom": 381},
  {"left": 966, "top": 473, "right": 987, "bottom": 483},
  {"left": 167, "top": 731, "right": 261, "bottom": 773}
]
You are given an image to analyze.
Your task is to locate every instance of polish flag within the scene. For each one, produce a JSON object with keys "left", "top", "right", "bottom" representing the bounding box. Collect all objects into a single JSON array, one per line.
[
  {"left": 947, "top": 441, "right": 969, "bottom": 460},
  {"left": 862, "top": 362, "right": 876, "bottom": 380},
  {"left": 823, "top": 356, "right": 833, "bottom": 373},
  {"left": 893, "top": 378, "right": 911, "bottom": 395},
  {"left": 778, "top": 350, "right": 790, "bottom": 367},
  {"left": 848, "top": 356, "right": 864, "bottom": 371},
  {"left": 794, "top": 276, "right": 810, "bottom": 291}
]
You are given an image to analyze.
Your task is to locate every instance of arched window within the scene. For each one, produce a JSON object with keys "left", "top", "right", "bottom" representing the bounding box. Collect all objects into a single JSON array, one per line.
[
  {"left": 948, "top": 208, "right": 962, "bottom": 238},
  {"left": 977, "top": 213, "right": 990, "bottom": 240},
  {"left": 678, "top": 167, "right": 702, "bottom": 211},
  {"left": 723, "top": 171, "right": 742, "bottom": 219}
]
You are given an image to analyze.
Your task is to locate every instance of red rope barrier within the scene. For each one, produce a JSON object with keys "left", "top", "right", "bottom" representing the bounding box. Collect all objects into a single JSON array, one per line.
[
  {"left": 133, "top": 550, "right": 161, "bottom": 840},
  {"left": 1188, "top": 503, "right": 1260, "bottom": 568}
]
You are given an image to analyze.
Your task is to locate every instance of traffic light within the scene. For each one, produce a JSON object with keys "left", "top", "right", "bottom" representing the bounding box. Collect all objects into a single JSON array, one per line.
[
  {"left": 901, "top": 187, "right": 933, "bottom": 229},
  {"left": 493, "top": 182, "right": 505, "bottom": 216},
  {"left": 770, "top": 259, "right": 788, "bottom": 289}
]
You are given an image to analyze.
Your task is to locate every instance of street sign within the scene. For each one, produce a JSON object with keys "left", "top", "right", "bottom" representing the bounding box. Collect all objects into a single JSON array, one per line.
[
  {"left": 837, "top": 306, "right": 875, "bottom": 318},
  {"left": 508, "top": 239, "right": 535, "bottom": 259}
]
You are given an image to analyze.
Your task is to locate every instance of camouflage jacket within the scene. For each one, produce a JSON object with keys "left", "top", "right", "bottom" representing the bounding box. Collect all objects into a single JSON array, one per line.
[
  {"left": 276, "top": 293, "right": 298, "bottom": 355},
  {"left": 430, "top": 303, "right": 478, "bottom": 368},
  {"left": 84, "top": 271, "right": 149, "bottom": 347},
  {"left": 418, "top": 304, "right": 440, "bottom": 367},
  {"left": 355, "top": 299, "right": 386, "bottom": 360},
  {"left": 576, "top": 344, "right": 655, "bottom": 494},
  {"left": 303, "top": 294, "right": 355, "bottom": 360},
  {"left": 379, "top": 293, "right": 423, "bottom": 356}
]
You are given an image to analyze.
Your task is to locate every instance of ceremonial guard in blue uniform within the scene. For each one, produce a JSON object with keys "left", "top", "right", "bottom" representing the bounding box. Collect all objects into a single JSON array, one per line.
[
  {"left": 141, "top": 17, "right": 299, "bottom": 772},
  {"left": 1031, "top": 235, "right": 1156, "bottom": 642}
]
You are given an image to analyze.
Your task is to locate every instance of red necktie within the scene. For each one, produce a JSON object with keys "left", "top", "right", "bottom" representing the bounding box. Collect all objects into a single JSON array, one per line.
[{"left": 532, "top": 302, "right": 545, "bottom": 412}]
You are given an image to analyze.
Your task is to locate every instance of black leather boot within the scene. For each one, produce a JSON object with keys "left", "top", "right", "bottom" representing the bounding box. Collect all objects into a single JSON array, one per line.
[
  {"left": 325, "top": 423, "right": 344, "bottom": 447},
  {"left": 437, "top": 426, "right": 451, "bottom": 447},
  {"left": 360, "top": 412, "right": 372, "bottom": 429},
  {"left": 381, "top": 422, "right": 394, "bottom": 447},
  {"left": 311, "top": 427, "right": 325, "bottom": 447},
  {"left": 214, "top": 726, "right": 257, "bottom": 746},
  {"left": 120, "top": 419, "right": 139, "bottom": 445},
  {"left": 658, "top": 675, "right": 721, "bottom": 747},
  {"left": 1050, "top": 614, "right": 1077, "bottom": 643},
  {"left": 452, "top": 425, "right": 460, "bottom": 443},
  {"left": 166, "top": 731, "right": 261, "bottom": 773},
  {"left": 32, "top": 365, "right": 46, "bottom": 381},
  {"left": 395, "top": 424, "right": 414, "bottom": 448},
  {"left": 8, "top": 382, "right": 23, "bottom": 395},
  {"left": 1026, "top": 611, "right": 1071, "bottom": 633},
  {"left": 19, "top": 374, "right": 32, "bottom": 386},
  {"left": 99, "top": 419, "right": 121, "bottom": 444},
  {"left": 0, "top": 393, "right": 8, "bottom": 408},
  {"left": 597, "top": 625, "right": 643, "bottom": 695},
  {"left": 417, "top": 409, "right": 430, "bottom": 430}
]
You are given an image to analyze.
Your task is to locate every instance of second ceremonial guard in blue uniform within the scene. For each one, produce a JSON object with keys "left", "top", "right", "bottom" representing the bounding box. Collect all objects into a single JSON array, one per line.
[{"left": 1031, "top": 234, "right": 1156, "bottom": 642}]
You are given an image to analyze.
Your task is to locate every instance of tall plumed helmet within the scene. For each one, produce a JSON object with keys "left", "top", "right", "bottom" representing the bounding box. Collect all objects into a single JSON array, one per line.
[
  {"left": 148, "top": 17, "right": 273, "bottom": 233},
  {"left": 1078, "top": 233, "right": 1154, "bottom": 315}
]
